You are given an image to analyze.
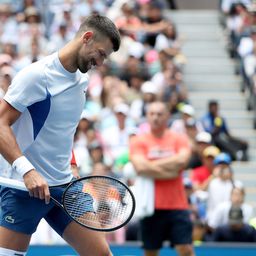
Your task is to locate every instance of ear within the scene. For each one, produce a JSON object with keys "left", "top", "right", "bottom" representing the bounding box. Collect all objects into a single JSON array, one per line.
[{"left": 82, "top": 31, "right": 94, "bottom": 44}]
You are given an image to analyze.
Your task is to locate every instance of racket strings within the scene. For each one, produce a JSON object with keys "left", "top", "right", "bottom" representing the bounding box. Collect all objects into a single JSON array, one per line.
[{"left": 63, "top": 177, "right": 134, "bottom": 229}]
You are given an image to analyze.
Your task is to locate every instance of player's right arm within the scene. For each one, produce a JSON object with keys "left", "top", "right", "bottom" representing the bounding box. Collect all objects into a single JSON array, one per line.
[{"left": 0, "top": 99, "right": 50, "bottom": 203}]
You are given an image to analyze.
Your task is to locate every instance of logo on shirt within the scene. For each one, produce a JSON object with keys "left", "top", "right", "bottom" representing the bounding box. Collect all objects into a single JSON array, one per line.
[
  {"left": 147, "top": 147, "right": 175, "bottom": 159},
  {"left": 5, "top": 215, "right": 15, "bottom": 223}
]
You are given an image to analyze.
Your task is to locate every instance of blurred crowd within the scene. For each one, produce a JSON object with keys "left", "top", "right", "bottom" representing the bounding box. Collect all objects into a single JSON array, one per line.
[
  {"left": 0, "top": 0, "right": 255, "bottom": 246},
  {"left": 221, "top": 0, "right": 256, "bottom": 128}
]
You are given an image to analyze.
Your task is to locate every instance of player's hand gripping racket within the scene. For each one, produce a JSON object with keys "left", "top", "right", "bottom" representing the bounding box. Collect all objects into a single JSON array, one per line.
[{"left": 0, "top": 175, "right": 136, "bottom": 232}]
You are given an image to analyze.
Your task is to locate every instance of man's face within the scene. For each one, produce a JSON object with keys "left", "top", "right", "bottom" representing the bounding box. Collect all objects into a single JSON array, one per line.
[
  {"left": 231, "top": 188, "right": 244, "bottom": 205},
  {"left": 147, "top": 103, "right": 169, "bottom": 131},
  {"left": 209, "top": 103, "right": 218, "bottom": 116},
  {"left": 78, "top": 32, "right": 113, "bottom": 73}
]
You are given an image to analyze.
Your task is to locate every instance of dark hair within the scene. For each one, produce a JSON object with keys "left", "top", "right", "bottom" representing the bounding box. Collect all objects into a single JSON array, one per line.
[
  {"left": 208, "top": 99, "right": 218, "bottom": 107},
  {"left": 77, "top": 14, "right": 121, "bottom": 52}
]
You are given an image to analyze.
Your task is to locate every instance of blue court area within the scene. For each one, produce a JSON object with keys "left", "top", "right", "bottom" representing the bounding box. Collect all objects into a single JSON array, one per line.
[{"left": 27, "top": 243, "right": 256, "bottom": 256}]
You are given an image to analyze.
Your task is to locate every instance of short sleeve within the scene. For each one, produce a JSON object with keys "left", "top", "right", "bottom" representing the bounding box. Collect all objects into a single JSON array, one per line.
[
  {"left": 175, "top": 133, "right": 191, "bottom": 152},
  {"left": 4, "top": 63, "right": 47, "bottom": 113},
  {"left": 129, "top": 136, "right": 146, "bottom": 157}
]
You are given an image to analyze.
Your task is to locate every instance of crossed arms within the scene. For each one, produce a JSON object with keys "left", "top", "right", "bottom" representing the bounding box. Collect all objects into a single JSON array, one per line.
[{"left": 130, "top": 148, "right": 191, "bottom": 179}]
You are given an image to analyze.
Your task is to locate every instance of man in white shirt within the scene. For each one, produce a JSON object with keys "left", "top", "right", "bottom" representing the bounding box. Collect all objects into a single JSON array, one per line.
[{"left": 0, "top": 14, "right": 120, "bottom": 256}]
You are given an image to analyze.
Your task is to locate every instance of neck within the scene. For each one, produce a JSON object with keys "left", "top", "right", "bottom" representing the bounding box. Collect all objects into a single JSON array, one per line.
[{"left": 58, "top": 40, "right": 78, "bottom": 73}]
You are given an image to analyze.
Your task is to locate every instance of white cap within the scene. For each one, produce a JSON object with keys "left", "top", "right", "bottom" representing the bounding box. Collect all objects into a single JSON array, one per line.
[
  {"left": 128, "top": 41, "right": 145, "bottom": 59},
  {"left": 80, "top": 110, "right": 93, "bottom": 121},
  {"left": 113, "top": 103, "right": 129, "bottom": 116},
  {"left": 141, "top": 81, "right": 158, "bottom": 94},
  {"left": 195, "top": 132, "right": 212, "bottom": 144},
  {"left": 181, "top": 104, "right": 195, "bottom": 116}
]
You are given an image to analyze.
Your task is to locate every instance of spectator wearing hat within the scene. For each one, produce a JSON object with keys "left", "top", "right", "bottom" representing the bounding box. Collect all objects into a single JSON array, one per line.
[
  {"left": 187, "top": 131, "right": 212, "bottom": 169},
  {"left": 212, "top": 206, "right": 256, "bottom": 242},
  {"left": 208, "top": 186, "right": 254, "bottom": 230},
  {"left": 130, "top": 80, "right": 158, "bottom": 126},
  {"left": 171, "top": 104, "right": 203, "bottom": 134},
  {"left": 190, "top": 146, "right": 220, "bottom": 191},
  {"left": 184, "top": 118, "right": 198, "bottom": 142},
  {"left": 206, "top": 152, "right": 244, "bottom": 222},
  {"left": 101, "top": 103, "right": 136, "bottom": 164},
  {"left": 18, "top": 6, "right": 45, "bottom": 39}
]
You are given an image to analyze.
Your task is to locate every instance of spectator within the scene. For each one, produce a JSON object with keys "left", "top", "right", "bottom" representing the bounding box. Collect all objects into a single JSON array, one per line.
[
  {"left": 206, "top": 152, "right": 243, "bottom": 222},
  {"left": 190, "top": 145, "right": 220, "bottom": 191},
  {"left": 184, "top": 118, "right": 199, "bottom": 146},
  {"left": 130, "top": 80, "right": 158, "bottom": 126},
  {"left": 208, "top": 186, "right": 254, "bottom": 229},
  {"left": 171, "top": 104, "right": 203, "bottom": 134},
  {"left": 201, "top": 99, "right": 248, "bottom": 161},
  {"left": 183, "top": 177, "right": 201, "bottom": 221},
  {"left": 115, "top": 2, "right": 141, "bottom": 40},
  {"left": 130, "top": 101, "right": 194, "bottom": 256},
  {"left": 101, "top": 102, "right": 135, "bottom": 163},
  {"left": 187, "top": 131, "right": 212, "bottom": 169},
  {"left": 48, "top": 22, "right": 73, "bottom": 52},
  {"left": 212, "top": 206, "right": 256, "bottom": 242},
  {"left": 154, "top": 20, "right": 180, "bottom": 57}
]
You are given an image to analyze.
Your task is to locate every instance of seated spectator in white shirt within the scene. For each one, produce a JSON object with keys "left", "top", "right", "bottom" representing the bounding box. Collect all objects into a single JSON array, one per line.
[
  {"left": 206, "top": 153, "right": 243, "bottom": 222},
  {"left": 171, "top": 104, "right": 203, "bottom": 134},
  {"left": 208, "top": 186, "right": 254, "bottom": 229},
  {"left": 101, "top": 103, "right": 135, "bottom": 163}
]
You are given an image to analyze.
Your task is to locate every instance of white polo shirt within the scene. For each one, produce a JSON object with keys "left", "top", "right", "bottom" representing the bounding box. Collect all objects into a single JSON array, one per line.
[{"left": 3, "top": 52, "right": 88, "bottom": 185}]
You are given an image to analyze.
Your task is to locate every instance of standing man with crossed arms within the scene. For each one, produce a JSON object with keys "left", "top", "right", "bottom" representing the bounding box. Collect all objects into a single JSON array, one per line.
[
  {"left": 0, "top": 14, "right": 120, "bottom": 256},
  {"left": 130, "top": 101, "right": 195, "bottom": 256}
]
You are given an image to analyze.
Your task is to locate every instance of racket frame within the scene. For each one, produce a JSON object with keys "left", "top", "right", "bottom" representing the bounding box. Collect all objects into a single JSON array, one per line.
[{"left": 61, "top": 175, "right": 136, "bottom": 232}]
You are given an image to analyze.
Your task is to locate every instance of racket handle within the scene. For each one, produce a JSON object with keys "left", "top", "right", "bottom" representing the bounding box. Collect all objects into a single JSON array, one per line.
[{"left": 0, "top": 176, "right": 28, "bottom": 191}]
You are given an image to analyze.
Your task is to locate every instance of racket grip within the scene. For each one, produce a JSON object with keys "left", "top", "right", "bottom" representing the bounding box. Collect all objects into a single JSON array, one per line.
[{"left": 0, "top": 176, "right": 28, "bottom": 191}]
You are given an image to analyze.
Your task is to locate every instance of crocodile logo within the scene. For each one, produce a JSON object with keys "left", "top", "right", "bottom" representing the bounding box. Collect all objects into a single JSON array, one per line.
[{"left": 5, "top": 215, "right": 15, "bottom": 223}]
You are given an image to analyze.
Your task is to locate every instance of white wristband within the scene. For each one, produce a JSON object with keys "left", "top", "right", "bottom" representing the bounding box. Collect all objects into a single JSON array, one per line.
[{"left": 12, "top": 156, "right": 35, "bottom": 177}]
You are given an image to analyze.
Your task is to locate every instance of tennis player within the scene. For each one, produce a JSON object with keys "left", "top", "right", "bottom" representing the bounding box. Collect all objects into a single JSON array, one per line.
[{"left": 0, "top": 14, "right": 120, "bottom": 256}]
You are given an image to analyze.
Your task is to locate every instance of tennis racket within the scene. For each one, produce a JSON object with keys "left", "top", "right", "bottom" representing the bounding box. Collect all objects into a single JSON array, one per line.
[{"left": 0, "top": 175, "right": 136, "bottom": 232}]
